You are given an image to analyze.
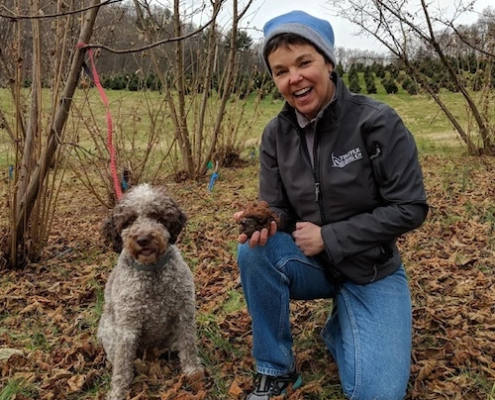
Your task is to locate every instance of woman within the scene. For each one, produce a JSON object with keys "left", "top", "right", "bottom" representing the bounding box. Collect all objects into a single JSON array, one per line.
[{"left": 235, "top": 10, "right": 428, "bottom": 400}]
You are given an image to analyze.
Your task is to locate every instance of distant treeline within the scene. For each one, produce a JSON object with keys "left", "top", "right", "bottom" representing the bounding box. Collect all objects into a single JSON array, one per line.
[{"left": 18, "top": 52, "right": 492, "bottom": 98}]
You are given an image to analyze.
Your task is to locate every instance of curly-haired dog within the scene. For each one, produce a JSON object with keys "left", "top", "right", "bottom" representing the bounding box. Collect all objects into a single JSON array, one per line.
[{"left": 98, "top": 184, "right": 204, "bottom": 400}]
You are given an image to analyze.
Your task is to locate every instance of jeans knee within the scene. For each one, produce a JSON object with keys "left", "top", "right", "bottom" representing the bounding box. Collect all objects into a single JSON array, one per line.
[
  {"left": 237, "top": 243, "right": 267, "bottom": 277},
  {"left": 237, "top": 233, "right": 292, "bottom": 276},
  {"left": 342, "top": 377, "right": 408, "bottom": 400}
]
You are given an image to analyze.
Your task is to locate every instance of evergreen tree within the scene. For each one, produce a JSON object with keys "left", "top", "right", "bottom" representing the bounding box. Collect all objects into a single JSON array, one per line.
[{"left": 349, "top": 75, "right": 362, "bottom": 93}]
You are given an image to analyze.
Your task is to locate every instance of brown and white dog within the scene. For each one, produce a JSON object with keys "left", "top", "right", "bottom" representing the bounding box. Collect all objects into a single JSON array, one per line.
[{"left": 98, "top": 184, "right": 203, "bottom": 400}]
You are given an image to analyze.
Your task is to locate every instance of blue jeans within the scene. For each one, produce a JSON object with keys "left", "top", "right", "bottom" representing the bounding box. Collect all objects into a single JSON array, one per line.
[{"left": 237, "top": 232, "right": 412, "bottom": 400}]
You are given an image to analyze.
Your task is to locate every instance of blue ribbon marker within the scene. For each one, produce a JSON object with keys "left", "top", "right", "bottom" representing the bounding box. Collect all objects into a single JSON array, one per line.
[
  {"left": 208, "top": 172, "right": 219, "bottom": 192},
  {"left": 121, "top": 174, "right": 129, "bottom": 191},
  {"left": 8, "top": 165, "right": 13, "bottom": 180}
]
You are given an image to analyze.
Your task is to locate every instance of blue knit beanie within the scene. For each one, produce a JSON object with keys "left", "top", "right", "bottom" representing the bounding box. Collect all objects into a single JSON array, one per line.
[{"left": 262, "top": 10, "right": 336, "bottom": 74}]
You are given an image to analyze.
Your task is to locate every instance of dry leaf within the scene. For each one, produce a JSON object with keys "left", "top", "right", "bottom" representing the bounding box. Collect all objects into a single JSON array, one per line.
[
  {"left": 417, "top": 359, "right": 437, "bottom": 381},
  {"left": 67, "top": 374, "right": 85, "bottom": 392},
  {"left": 228, "top": 380, "right": 244, "bottom": 396}
]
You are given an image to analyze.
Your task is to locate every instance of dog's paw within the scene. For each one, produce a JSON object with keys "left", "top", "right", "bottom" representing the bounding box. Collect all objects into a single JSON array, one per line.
[
  {"left": 106, "top": 391, "right": 123, "bottom": 400},
  {"left": 185, "top": 368, "right": 206, "bottom": 391}
]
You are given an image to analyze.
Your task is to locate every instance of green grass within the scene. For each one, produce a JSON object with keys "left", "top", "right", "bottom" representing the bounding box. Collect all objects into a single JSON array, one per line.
[
  {"left": 0, "top": 84, "right": 478, "bottom": 169},
  {"left": 0, "top": 378, "right": 38, "bottom": 400},
  {"left": 222, "top": 289, "right": 245, "bottom": 314}
]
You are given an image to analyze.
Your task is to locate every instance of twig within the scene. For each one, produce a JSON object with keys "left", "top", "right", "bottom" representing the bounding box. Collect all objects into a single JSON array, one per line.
[
  {"left": 0, "top": 0, "right": 118, "bottom": 20},
  {"left": 81, "top": 3, "right": 223, "bottom": 54}
]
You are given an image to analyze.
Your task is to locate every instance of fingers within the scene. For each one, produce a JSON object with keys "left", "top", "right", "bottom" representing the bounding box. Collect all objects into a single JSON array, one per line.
[
  {"left": 248, "top": 231, "right": 260, "bottom": 247},
  {"left": 295, "top": 221, "right": 310, "bottom": 230},
  {"left": 269, "top": 220, "right": 277, "bottom": 236},
  {"left": 292, "top": 222, "right": 324, "bottom": 257},
  {"left": 248, "top": 229, "right": 266, "bottom": 247},
  {"left": 233, "top": 211, "right": 245, "bottom": 221},
  {"left": 236, "top": 216, "right": 277, "bottom": 247},
  {"left": 257, "top": 228, "right": 270, "bottom": 247},
  {"left": 238, "top": 227, "right": 273, "bottom": 247},
  {"left": 238, "top": 233, "right": 248, "bottom": 244}
]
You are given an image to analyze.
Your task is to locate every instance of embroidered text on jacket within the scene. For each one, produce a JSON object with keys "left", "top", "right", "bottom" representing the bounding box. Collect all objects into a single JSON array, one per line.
[{"left": 331, "top": 148, "right": 363, "bottom": 168}]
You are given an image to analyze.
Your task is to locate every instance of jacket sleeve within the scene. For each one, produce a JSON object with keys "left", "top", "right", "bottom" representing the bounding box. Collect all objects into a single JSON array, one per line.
[
  {"left": 321, "top": 106, "right": 429, "bottom": 264},
  {"left": 258, "top": 120, "right": 297, "bottom": 232}
]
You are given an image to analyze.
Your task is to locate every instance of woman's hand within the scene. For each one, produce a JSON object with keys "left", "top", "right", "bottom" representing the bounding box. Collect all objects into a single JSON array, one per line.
[
  {"left": 292, "top": 221, "right": 324, "bottom": 256},
  {"left": 234, "top": 211, "right": 277, "bottom": 247}
]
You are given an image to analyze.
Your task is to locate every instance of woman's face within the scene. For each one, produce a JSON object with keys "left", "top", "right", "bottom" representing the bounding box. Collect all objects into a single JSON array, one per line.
[{"left": 268, "top": 43, "right": 334, "bottom": 119}]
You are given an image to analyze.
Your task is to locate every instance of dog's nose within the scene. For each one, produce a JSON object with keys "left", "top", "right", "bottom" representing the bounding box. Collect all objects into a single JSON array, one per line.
[{"left": 137, "top": 236, "right": 150, "bottom": 247}]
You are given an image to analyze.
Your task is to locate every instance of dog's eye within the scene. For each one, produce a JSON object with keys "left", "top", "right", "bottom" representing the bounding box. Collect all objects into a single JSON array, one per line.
[
  {"left": 120, "top": 216, "right": 136, "bottom": 230},
  {"left": 148, "top": 212, "right": 167, "bottom": 226},
  {"left": 149, "top": 212, "right": 158, "bottom": 219},
  {"left": 157, "top": 217, "right": 168, "bottom": 227}
]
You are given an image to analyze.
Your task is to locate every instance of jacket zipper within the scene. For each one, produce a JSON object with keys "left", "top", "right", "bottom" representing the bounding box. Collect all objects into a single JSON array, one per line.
[
  {"left": 283, "top": 115, "right": 327, "bottom": 225},
  {"left": 312, "top": 125, "right": 327, "bottom": 223},
  {"left": 314, "top": 182, "right": 320, "bottom": 202}
]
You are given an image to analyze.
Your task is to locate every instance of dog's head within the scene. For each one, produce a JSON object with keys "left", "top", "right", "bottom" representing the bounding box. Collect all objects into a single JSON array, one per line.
[{"left": 101, "top": 184, "right": 187, "bottom": 264}]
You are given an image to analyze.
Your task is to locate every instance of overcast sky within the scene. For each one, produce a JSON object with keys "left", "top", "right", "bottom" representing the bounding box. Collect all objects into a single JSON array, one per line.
[{"left": 211, "top": 0, "right": 494, "bottom": 52}]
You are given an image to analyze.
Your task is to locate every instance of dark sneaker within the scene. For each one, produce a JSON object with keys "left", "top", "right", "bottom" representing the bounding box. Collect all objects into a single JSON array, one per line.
[{"left": 247, "top": 371, "right": 302, "bottom": 399}]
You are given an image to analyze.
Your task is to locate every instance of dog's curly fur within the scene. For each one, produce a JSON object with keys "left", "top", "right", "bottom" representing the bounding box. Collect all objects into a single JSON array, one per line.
[{"left": 98, "top": 184, "right": 203, "bottom": 400}]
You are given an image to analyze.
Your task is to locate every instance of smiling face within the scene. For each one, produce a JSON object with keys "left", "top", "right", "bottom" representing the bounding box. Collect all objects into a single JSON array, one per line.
[{"left": 268, "top": 42, "right": 334, "bottom": 119}]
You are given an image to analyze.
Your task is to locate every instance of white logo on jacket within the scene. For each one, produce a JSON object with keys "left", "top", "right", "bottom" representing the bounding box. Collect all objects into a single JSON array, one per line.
[{"left": 331, "top": 147, "right": 363, "bottom": 168}]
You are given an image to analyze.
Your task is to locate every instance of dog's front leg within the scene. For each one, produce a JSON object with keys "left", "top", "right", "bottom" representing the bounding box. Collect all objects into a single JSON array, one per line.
[
  {"left": 176, "top": 309, "right": 204, "bottom": 377},
  {"left": 106, "top": 329, "right": 139, "bottom": 400}
]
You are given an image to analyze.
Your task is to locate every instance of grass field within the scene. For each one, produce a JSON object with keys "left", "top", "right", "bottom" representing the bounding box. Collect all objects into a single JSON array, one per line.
[
  {"left": 0, "top": 81, "right": 474, "bottom": 173},
  {"left": 0, "top": 85, "right": 494, "bottom": 400}
]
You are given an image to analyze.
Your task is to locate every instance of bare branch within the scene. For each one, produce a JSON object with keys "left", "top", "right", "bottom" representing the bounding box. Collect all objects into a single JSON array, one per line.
[
  {"left": 0, "top": 108, "right": 16, "bottom": 142},
  {"left": 326, "top": 0, "right": 494, "bottom": 154},
  {"left": 237, "top": 0, "right": 255, "bottom": 20},
  {"left": 82, "top": 2, "right": 225, "bottom": 54},
  {"left": 0, "top": 0, "right": 118, "bottom": 20},
  {"left": 446, "top": 21, "right": 495, "bottom": 58}
]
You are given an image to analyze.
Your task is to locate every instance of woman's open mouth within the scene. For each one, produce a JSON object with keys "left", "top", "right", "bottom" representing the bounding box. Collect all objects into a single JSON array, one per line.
[{"left": 294, "top": 87, "right": 312, "bottom": 97}]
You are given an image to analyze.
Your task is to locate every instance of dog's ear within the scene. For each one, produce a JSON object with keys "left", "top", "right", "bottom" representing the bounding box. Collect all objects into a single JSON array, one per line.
[
  {"left": 154, "top": 186, "right": 187, "bottom": 244},
  {"left": 167, "top": 203, "right": 187, "bottom": 244},
  {"left": 101, "top": 213, "right": 123, "bottom": 253}
]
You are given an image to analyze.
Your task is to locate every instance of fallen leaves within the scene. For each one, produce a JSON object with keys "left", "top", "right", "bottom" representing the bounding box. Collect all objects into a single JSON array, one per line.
[{"left": 0, "top": 155, "right": 494, "bottom": 399}]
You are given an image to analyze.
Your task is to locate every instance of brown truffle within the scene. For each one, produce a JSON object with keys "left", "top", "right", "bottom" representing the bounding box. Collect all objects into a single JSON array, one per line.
[{"left": 239, "top": 201, "right": 280, "bottom": 239}]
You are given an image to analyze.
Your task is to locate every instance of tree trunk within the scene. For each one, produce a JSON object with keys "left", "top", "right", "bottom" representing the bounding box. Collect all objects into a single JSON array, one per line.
[
  {"left": 173, "top": 0, "right": 194, "bottom": 178},
  {"left": 7, "top": 0, "right": 102, "bottom": 268}
]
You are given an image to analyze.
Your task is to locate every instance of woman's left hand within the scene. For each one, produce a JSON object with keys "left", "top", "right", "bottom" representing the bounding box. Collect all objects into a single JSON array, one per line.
[{"left": 292, "top": 222, "right": 325, "bottom": 256}]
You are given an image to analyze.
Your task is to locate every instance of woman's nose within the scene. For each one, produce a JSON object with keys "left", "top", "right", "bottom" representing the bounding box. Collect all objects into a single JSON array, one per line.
[{"left": 289, "top": 69, "right": 302, "bottom": 84}]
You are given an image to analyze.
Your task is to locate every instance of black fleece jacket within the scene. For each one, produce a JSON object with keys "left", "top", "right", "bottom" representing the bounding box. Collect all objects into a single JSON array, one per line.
[{"left": 259, "top": 73, "right": 428, "bottom": 284}]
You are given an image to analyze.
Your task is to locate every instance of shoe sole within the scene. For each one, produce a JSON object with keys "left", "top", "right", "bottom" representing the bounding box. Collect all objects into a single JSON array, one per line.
[{"left": 281, "top": 375, "right": 303, "bottom": 394}]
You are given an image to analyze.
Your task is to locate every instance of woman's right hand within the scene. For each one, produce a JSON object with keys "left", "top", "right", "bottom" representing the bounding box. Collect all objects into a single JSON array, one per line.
[{"left": 233, "top": 211, "right": 277, "bottom": 247}]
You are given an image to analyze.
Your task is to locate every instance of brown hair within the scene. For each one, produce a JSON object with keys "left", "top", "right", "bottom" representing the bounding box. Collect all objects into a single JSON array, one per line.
[{"left": 264, "top": 33, "right": 331, "bottom": 64}]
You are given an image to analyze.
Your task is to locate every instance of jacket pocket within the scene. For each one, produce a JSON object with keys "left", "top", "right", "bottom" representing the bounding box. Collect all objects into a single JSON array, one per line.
[
  {"left": 368, "top": 143, "right": 387, "bottom": 186},
  {"left": 332, "top": 244, "right": 393, "bottom": 284}
]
